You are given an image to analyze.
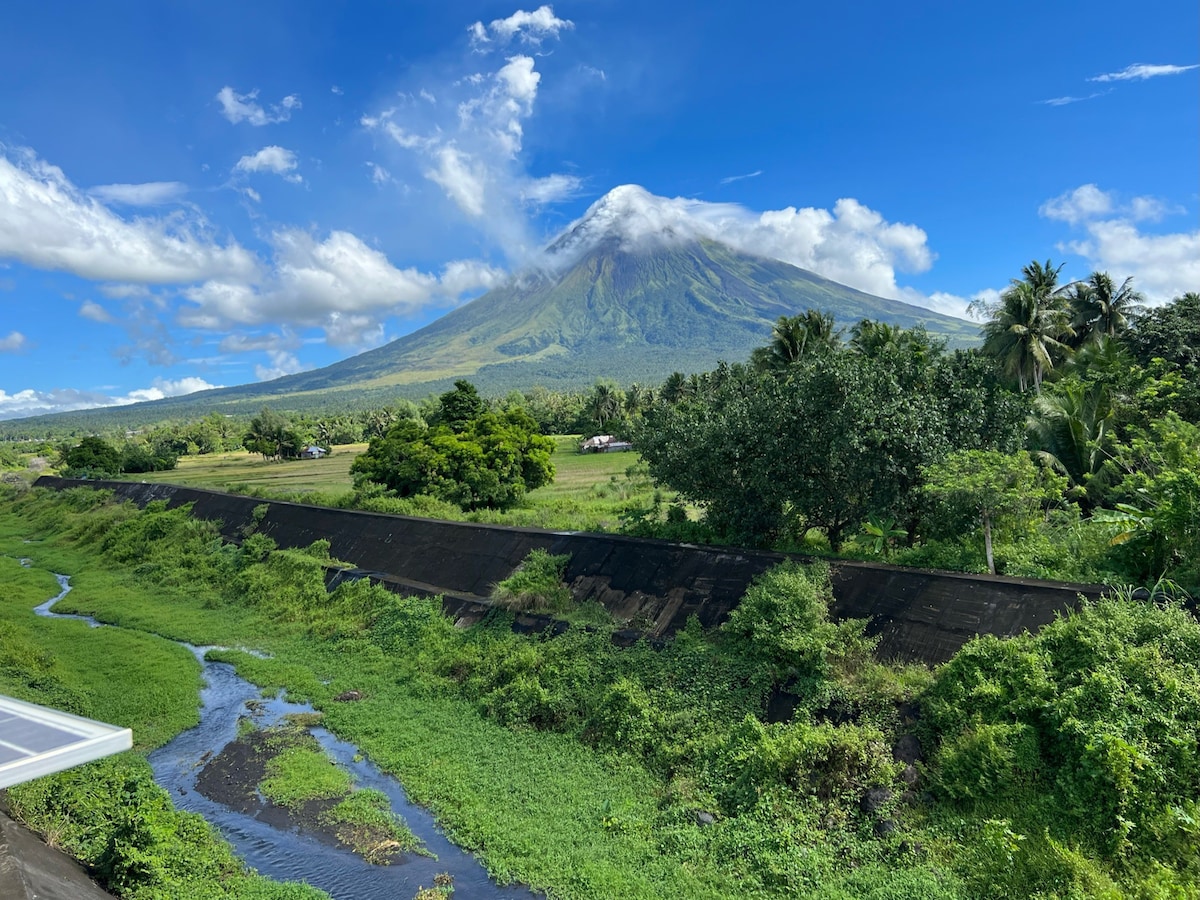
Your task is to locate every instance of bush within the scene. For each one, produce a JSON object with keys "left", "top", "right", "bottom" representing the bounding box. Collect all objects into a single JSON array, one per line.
[{"left": 491, "top": 549, "right": 572, "bottom": 613}]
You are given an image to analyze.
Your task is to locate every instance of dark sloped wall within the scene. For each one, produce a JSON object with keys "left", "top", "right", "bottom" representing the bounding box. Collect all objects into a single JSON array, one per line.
[{"left": 35, "top": 477, "right": 1105, "bottom": 663}]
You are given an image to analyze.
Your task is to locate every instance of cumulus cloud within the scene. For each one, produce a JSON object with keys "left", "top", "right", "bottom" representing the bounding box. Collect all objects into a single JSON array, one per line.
[
  {"left": 1089, "top": 63, "right": 1200, "bottom": 82},
  {"left": 0, "top": 376, "right": 219, "bottom": 420},
  {"left": 234, "top": 146, "right": 301, "bottom": 182},
  {"left": 0, "top": 331, "right": 27, "bottom": 352},
  {"left": 469, "top": 5, "right": 573, "bottom": 48},
  {"left": 182, "top": 229, "right": 505, "bottom": 346},
  {"left": 89, "top": 181, "right": 188, "bottom": 206},
  {"left": 1039, "top": 184, "right": 1114, "bottom": 224},
  {"left": 0, "top": 147, "right": 258, "bottom": 284},
  {"left": 1039, "top": 184, "right": 1199, "bottom": 303},
  {"left": 547, "top": 185, "right": 934, "bottom": 301},
  {"left": 216, "top": 87, "right": 301, "bottom": 125}
]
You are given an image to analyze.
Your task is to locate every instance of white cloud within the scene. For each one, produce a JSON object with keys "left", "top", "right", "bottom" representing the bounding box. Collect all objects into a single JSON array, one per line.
[
  {"left": 121, "top": 376, "right": 220, "bottom": 403},
  {"left": 216, "top": 86, "right": 301, "bottom": 125},
  {"left": 1038, "top": 91, "right": 1106, "bottom": 106},
  {"left": 89, "top": 182, "right": 188, "bottom": 206},
  {"left": 720, "top": 170, "right": 763, "bottom": 185},
  {"left": 218, "top": 330, "right": 300, "bottom": 354},
  {"left": 0, "top": 376, "right": 219, "bottom": 420},
  {"left": 1064, "top": 218, "right": 1200, "bottom": 303},
  {"left": 1039, "top": 184, "right": 1114, "bottom": 224},
  {"left": 331, "top": 85, "right": 344, "bottom": 95},
  {"left": 1036, "top": 184, "right": 1199, "bottom": 303},
  {"left": 0, "top": 147, "right": 258, "bottom": 284},
  {"left": 79, "top": 301, "right": 114, "bottom": 323},
  {"left": 1089, "top": 63, "right": 1200, "bottom": 83},
  {"left": 255, "top": 350, "right": 308, "bottom": 381},
  {"left": 366, "top": 162, "right": 392, "bottom": 185},
  {"left": 182, "top": 229, "right": 504, "bottom": 347},
  {"left": 365, "top": 37, "right": 580, "bottom": 260},
  {"left": 520, "top": 173, "right": 582, "bottom": 205},
  {"left": 0, "top": 331, "right": 27, "bottom": 352},
  {"left": 234, "top": 146, "right": 301, "bottom": 182},
  {"left": 426, "top": 145, "right": 487, "bottom": 216},
  {"left": 548, "top": 185, "right": 934, "bottom": 301},
  {"left": 470, "top": 5, "right": 573, "bottom": 48}
]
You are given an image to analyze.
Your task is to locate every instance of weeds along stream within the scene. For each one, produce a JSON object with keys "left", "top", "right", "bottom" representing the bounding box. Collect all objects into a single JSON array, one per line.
[{"left": 26, "top": 561, "right": 539, "bottom": 900}]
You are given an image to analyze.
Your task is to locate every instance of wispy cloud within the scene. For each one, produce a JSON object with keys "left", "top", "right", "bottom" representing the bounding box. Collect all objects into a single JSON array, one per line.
[
  {"left": 1039, "top": 91, "right": 1106, "bottom": 107},
  {"left": 216, "top": 87, "right": 301, "bottom": 126},
  {"left": 1089, "top": 62, "right": 1200, "bottom": 83},
  {"left": 719, "top": 170, "right": 763, "bottom": 185},
  {"left": 89, "top": 181, "right": 188, "bottom": 206}
]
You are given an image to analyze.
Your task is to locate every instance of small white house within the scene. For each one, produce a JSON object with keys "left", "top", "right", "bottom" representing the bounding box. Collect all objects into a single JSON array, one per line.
[{"left": 300, "top": 446, "right": 328, "bottom": 460}]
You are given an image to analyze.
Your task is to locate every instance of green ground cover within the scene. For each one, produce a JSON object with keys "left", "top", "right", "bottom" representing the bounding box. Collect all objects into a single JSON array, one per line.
[
  {"left": 1, "top": 486, "right": 1197, "bottom": 899},
  {"left": 129, "top": 436, "right": 660, "bottom": 533}
]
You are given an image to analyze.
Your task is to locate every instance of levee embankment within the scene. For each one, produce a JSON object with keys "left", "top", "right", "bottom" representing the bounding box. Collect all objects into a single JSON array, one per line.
[{"left": 34, "top": 477, "right": 1105, "bottom": 664}]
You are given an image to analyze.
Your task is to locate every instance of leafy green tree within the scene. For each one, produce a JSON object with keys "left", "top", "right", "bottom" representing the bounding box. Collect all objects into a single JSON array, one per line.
[
  {"left": 639, "top": 355, "right": 943, "bottom": 549},
  {"left": 351, "top": 399, "right": 554, "bottom": 511},
  {"left": 1125, "top": 292, "right": 1200, "bottom": 423},
  {"left": 922, "top": 450, "right": 1064, "bottom": 574},
  {"left": 63, "top": 436, "right": 122, "bottom": 475},
  {"left": 435, "top": 380, "right": 486, "bottom": 432}
]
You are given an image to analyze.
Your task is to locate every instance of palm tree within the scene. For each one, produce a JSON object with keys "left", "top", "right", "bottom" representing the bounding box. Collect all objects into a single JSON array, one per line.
[
  {"left": 976, "top": 260, "right": 1073, "bottom": 393},
  {"left": 1028, "top": 378, "right": 1115, "bottom": 497},
  {"left": 587, "top": 382, "right": 624, "bottom": 429},
  {"left": 848, "top": 319, "right": 903, "bottom": 357},
  {"left": 751, "top": 310, "right": 840, "bottom": 372},
  {"left": 1070, "top": 272, "right": 1143, "bottom": 346}
]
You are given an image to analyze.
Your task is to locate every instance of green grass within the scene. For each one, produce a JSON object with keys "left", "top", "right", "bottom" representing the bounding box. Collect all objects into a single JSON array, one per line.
[
  {"left": 129, "top": 435, "right": 665, "bottom": 533},
  {"left": 135, "top": 443, "right": 369, "bottom": 494},
  {"left": 260, "top": 738, "right": 354, "bottom": 809}
]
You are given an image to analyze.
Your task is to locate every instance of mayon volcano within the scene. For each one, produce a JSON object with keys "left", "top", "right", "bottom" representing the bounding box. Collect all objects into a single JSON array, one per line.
[
  {"left": 19, "top": 187, "right": 980, "bottom": 425},
  {"left": 211, "top": 186, "right": 977, "bottom": 402}
]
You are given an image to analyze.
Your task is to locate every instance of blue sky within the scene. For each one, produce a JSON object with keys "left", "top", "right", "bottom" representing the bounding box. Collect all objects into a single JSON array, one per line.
[{"left": 1, "top": 1, "right": 1197, "bottom": 419}]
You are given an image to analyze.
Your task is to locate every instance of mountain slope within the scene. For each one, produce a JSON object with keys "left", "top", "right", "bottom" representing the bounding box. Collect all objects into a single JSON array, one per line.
[
  {"left": 211, "top": 235, "right": 978, "bottom": 400},
  {"left": 3, "top": 186, "right": 980, "bottom": 429}
]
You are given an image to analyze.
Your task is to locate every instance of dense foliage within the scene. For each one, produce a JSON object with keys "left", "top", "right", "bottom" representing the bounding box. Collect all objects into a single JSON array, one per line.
[
  {"left": 350, "top": 381, "right": 556, "bottom": 511},
  {"left": 4, "top": 488, "right": 1199, "bottom": 897}
]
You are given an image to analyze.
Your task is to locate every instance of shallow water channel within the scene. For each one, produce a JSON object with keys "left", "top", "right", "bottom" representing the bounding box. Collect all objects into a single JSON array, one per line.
[{"left": 27, "top": 563, "right": 539, "bottom": 900}]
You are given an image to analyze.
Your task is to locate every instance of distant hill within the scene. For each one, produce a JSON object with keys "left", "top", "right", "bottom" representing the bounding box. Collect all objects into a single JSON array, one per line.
[{"left": 1, "top": 185, "right": 979, "bottom": 433}]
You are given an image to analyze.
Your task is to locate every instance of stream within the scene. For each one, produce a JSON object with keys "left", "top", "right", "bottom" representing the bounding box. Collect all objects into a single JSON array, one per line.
[{"left": 24, "top": 561, "right": 540, "bottom": 900}]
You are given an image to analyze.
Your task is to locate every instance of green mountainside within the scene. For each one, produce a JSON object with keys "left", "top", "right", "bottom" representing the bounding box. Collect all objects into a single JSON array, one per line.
[{"left": 3, "top": 208, "right": 979, "bottom": 432}]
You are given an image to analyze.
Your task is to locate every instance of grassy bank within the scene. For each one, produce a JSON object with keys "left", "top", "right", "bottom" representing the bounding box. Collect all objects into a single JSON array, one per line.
[{"left": 2, "top": 486, "right": 1197, "bottom": 899}]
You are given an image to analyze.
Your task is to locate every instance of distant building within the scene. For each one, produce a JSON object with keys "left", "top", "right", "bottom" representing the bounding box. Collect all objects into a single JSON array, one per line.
[
  {"left": 300, "top": 446, "right": 328, "bottom": 459},
  {"left": 579, "top": 435, "right": 633, "bottom": 453}
]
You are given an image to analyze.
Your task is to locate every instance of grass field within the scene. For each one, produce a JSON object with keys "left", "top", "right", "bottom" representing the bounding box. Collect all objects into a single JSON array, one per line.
[{"left": 133, "top": 436, "right": 658, "bottom": 532}]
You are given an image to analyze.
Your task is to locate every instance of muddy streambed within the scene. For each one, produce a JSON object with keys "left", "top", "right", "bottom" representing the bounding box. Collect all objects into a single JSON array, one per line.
[{"left": 27, "top": 562, "right": 539, "bottom": 900}]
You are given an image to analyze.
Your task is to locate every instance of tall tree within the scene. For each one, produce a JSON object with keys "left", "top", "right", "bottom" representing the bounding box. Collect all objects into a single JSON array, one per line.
[
  {"left": 1070, "top": 272, "right": 1143, "bottom": 346},
  {"left": 973, "top": 259, "right": 1073, "bottom": 393},
  {"left": 751, "top": 310, "right": 839, "bottom": 372}
]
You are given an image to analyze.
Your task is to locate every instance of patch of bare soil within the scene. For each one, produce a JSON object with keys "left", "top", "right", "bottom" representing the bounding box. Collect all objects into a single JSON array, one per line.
[{"left": 195, "top": 725, "right": 404, "bottom": 864}]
